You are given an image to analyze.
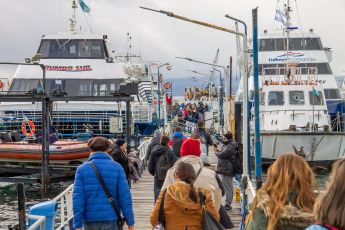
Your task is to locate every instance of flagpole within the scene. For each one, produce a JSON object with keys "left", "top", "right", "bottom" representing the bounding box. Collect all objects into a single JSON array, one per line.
[{"left": 286, "top": 0, "right": 290, "bottom": 71}]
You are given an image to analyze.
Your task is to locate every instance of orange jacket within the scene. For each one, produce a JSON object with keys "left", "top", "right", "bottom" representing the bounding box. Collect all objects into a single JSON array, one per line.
[{"left": 150, "top": 182, "right": 220, "bottom": 230}]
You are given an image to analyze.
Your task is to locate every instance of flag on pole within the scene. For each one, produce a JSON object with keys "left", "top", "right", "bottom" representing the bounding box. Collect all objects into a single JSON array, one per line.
[
  {"left": 313, "top": 88, "right": 321, "bottom": 97},
  {"left": 79, "top": 0, "right": 90, "bottom": 13},
  {"left": 275, "top": 9, "right": 287, "bottom": 26}
]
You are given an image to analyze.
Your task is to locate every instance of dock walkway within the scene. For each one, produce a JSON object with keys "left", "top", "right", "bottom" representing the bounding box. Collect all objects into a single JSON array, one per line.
[{"left": 129, "top": 149, "right": 243, "bottom": 229}]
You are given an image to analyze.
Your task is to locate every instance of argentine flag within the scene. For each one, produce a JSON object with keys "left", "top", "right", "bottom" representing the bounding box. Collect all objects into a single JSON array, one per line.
[
  {"left": 79, "top": 0, "right": 90, "bottom": 13},
  {"left": 275, "top": 9, "right": 287, "bottom": 26}
]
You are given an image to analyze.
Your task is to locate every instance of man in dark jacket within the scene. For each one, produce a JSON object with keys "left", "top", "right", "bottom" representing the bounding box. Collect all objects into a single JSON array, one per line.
[
  {"left": 73, "top": 137, "right": 135, "bottom": 230},
  {"left": 214, "top": 133, "right": 236, "bottom": 210},
  {"left": 169, "top": 127, "right": 187, "bottom": 158},
  {"left": 146, "top": 130, "right": 162, "bottom": 161},
  {"left": 148, "top": 135, "right": 177, "bottom": 203},
  {"left": 194, "top": 120, "right": 213, "bottom": 155}
]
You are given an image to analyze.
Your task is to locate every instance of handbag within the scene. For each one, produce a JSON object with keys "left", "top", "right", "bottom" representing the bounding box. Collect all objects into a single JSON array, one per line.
[
  {"left": 153, "top": 189, "right": 168, "bottom": 230},
  {"left": 89, "top": 161, "right": 126, "bottom": 230},
  {"left": 198, "top": 189, "right": 225, "bottom": 230}
]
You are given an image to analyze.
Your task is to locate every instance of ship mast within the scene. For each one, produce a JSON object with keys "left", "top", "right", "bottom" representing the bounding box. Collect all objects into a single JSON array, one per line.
[
  {"left": 285, "top": 0, "right": 290, "bottom": 68},
  {"left": 70, "top": 0, "right": 78, "bottom": 31}
]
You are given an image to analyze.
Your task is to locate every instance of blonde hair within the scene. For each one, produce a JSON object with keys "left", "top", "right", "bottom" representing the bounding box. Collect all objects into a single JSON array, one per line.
[
  {"left": 314, "top": 158, "right": 345, "bottom": 228},
  {"left": 246, "top": 153, "right": 318, "bottom": 230},
  {"left": 191, "top": 133, "right": 205, "bottom": 144}
]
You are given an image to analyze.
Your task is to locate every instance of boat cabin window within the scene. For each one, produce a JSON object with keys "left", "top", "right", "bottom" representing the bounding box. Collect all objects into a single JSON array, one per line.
[
  {"left": 268, "top": 91, "right": 284, "bottom": 105},
  {"left": 324, "top": 89, "right": 341, "bottom": 99},
  {"left": 259, "top": 37, "right": 323, "bottom": 51},
  {"left": 238, "top": 92, "right": 243, "bottom": 101},
  {"left": 249, "top": 90, "right": 254, "bottom": 101},
  {"left": 309, "top": 91, "right": 324, "bottom": 105},
  {"left": 38, "top": 39, "right": 105, "bottom": 59},
  {"left": 289, "top": 91, "right": 305, "bottom": 105},
  {"left": 8, "top": 79, "right": 123, "bottom": 96}
]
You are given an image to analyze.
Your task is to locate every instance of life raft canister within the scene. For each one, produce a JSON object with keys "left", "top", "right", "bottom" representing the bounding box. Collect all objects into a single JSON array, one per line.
[
  {"left": 22, "top": 120, "right": 35, "bottom": 137},
  {"left": 164, "top": 82, "right": 171, "bottom": 90}
]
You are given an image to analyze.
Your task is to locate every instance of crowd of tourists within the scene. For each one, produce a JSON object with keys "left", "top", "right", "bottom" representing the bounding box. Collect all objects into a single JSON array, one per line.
[
  {"left": 175, "top": 101, "right": 209, "bottom": 124},
  {"left": 71, "top": 125, "right": 345, "bottom": 230}
]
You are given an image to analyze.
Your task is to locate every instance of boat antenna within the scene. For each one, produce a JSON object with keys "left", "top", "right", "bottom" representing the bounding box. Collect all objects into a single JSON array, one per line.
[{"left": 126, "top": 32, "right": 132, "bottom": 62}]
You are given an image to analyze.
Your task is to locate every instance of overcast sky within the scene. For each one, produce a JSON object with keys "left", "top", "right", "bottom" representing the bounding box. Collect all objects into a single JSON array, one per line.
[{"left": 0, "top": 0, "right": 344, "bottom": 86}]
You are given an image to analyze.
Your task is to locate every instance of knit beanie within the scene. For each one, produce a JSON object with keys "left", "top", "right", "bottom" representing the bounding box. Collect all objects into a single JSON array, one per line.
[
  {"left": 87, "top": 137, "right": 110, "bottom": 152},
  {"left": 180, "top": 139, "right": 201, "bottom": 157},
  {"left": 116, "top": 139, "right": 126, "bottom": 147},
  {"left": 224, "top": 133, "right": 233, "bottom": 140}
]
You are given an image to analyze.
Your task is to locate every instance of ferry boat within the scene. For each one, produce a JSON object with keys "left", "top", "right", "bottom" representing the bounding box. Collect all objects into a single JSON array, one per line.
[
  {"left": 236, "top": 1, "right": 345, "bottom": 166},
  {"left": 0, "top": 1, "right": 158, "bottom": 139}
]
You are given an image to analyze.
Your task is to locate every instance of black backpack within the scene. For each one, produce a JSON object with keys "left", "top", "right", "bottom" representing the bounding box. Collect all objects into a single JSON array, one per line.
[
  {"left": 156, "top": 150, "right": 172, "bottom": 181},
  {"left": 172, "top": 137, "right": 183, "bottom": 158},
  {"left": 231, "top": 142, "right": 243, "bottom": 175}
]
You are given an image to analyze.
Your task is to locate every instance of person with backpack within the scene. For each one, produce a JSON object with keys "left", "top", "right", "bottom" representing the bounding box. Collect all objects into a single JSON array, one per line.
[
  {"left": 150, "top": 162, "right": 220, "bottom": 230},
  {"left": 169, "top": 127, "right": 187, "bottom": 158},
  {"left": 148, "top": 135, "right": 177, "bottom": 203},
  {"left": 146, "top": 130, "right": 162, "bottom": 161},
  {"left": 307, "top": 158, "right": 345, "bottom": 230},
  {"left": 194, "top": 121, "right": 213, "bottom": 155},
  {"left": 73, "top": 137, "right": 135, "bottom": 230},
  {"left": 214, "top": 133, "right": 237, "bottom": 210}
]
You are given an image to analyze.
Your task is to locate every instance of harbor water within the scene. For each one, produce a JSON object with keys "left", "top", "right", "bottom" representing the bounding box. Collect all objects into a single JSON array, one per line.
[{"left": 0, "top": 167, "right": 330, "bottom": 229}]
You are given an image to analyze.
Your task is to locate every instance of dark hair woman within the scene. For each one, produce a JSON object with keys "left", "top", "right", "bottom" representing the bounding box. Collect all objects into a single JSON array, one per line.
[
  {"left": 307, "top": 158, "right": 345, "bottom": 230},
  {"left": 245, "top": 153, "right": 318, "bottom": 230},
  {"left": 150, "top": 162, "right": 219, "bottom": 230}
]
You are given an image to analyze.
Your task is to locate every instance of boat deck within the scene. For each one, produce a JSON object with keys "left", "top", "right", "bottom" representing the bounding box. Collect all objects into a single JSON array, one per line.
[{"left": 129, "top": 149, "right": 243, "bottom": 229}]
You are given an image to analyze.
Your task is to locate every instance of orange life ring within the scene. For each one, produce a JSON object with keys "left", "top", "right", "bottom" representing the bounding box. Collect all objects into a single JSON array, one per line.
[
  {"left": 153, "top": 100, "right": 162, "bottom": 105},
  {"left": 0, "top": 80, "right": 3, "bottom": 89},
  {"left": 164, "top": 82, "right": 171, "bottom": 90},
  {"left": 22, "top": 120, "right": 35, "bottom": 137}
]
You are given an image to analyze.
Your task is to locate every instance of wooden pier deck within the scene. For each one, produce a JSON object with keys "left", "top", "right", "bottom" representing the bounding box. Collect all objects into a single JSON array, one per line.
[{"left": 128, "top": 149, "right": 243, "bottom": 229}]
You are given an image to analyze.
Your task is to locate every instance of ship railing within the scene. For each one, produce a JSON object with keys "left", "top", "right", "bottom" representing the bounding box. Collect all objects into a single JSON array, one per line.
[
  {"left": 262, "top": 66, "right": 317, "bottom": 85},
  {"left": 27, "top": 214, "right": 46, "bottom": 230},
  {"left": 53, "top": 184, "right": 74, "bottom": 230}
]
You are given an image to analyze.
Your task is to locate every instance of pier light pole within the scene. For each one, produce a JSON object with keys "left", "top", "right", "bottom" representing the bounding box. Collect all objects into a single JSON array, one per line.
[
  {"left": 210, "top": 68, "right": 224, "bottom": 129},
  {"left": 157, "top": 63, "right": 172, "bottom": 128},
  {"left": 139, "top": 7, "right": 249, "bottom": 186}
]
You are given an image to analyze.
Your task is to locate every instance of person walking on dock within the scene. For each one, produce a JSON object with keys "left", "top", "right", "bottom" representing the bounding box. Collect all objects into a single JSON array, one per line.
[
  {"left": 151, "top": 161, "right": 220, "bottom": 230},
  {"left": 245, "top": 153, "right": 317, "bottom": 230},
  {"left": 307, "top": 158, "right": 345, "bottom": 230},
  {"left": 214, "top": 133, "right": 236, "bottom": 210},
  {"left": 146, "top": 130, "right": 162, "bottom": 161},
  {"left": 169, "top": 127, "right": 187, "bottom": 158},
  {"left": 72, "top": 137, "right": 135, "bottom": 230},
  {"left": 194, "top": 121, "right": 213, "bottom": 155},
  {"left": 148, "top": 135, "right": 177, "bottom": 203},
  {"left": 111, "top": 139, "right": 130, "bottom": 180}
]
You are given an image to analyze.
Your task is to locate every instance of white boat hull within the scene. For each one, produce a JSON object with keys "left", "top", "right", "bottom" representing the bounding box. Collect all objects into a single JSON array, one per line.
[{"left": 251, "top": 132, "right": 345, "bottom": 166}]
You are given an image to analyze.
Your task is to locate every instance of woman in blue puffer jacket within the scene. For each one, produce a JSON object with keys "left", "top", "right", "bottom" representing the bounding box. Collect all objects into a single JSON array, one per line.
[{"left": 72, "top": 137, "right": 135, "bottom": 230}]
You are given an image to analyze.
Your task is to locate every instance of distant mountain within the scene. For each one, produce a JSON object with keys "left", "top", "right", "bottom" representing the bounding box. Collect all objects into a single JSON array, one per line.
[{"left": 165, "top": 76, "right": 241, "bottom": 96}]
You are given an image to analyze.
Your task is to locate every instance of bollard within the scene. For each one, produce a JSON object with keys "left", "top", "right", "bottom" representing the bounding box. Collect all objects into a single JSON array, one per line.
[{"left": 28, "top": 200, "right": 58, "bottom": 230}]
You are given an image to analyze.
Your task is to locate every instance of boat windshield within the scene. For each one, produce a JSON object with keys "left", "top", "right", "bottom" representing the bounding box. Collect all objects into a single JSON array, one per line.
[
  {"left": 8, "top": 79, "right": 123, "bottom": 96},
  {"left": 260, "top": 63, "right": 332, "bottom": 75},
  {"left": 259, "top": 37, "right": 323, "bottom": 51},
  {"left": 38, "top": 39, "right": 105, "bottom": 59},
  {"left": 268, "top": 91, "right": 284, "bottom": 105}
]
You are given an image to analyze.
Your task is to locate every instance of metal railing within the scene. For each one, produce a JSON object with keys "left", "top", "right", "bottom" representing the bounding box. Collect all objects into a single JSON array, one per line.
[
  {"left": 27, "top": 215, "right": 46, "bottom": 230},
  {"left": 53, "top": 184, "right": 74, "bottom": 230}
]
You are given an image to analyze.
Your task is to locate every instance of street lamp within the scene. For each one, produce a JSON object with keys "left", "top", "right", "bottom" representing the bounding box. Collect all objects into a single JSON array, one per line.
[
  {"left": 157, "top": 63, "right": 172, "bottom": 128},
  {"left": 210, "top": 69, "right": 223, "bottom": 128}
]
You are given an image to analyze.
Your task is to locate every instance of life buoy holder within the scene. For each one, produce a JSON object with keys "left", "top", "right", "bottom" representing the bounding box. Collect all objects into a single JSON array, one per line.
[
  {"left": 22, "top": 120, "right": 35, "bottom": 137},
  {"left": 164, "top": 82, "right": 171, "bottom": 90}
]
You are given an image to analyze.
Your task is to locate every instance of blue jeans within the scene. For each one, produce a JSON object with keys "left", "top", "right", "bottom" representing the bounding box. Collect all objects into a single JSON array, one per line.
[
  {"left": 84, "top": 221, "right": 118, "bottom": 230},
  {"left": 154, "top": 186, "right": 162, "bottom": 204}
]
